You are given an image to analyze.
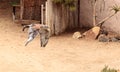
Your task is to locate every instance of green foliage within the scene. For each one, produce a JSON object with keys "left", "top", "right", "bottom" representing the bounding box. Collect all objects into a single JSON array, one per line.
[
  {"left": 64, "top": 0, "right": 75, "bottom": 5},
  {"left": 52, "top": 0, "right": 64, "bottom": 4},
  {"left": 52, "top": 0, "right": 76, "bottom": 11},
  {"left": 69, "top": 5, "right": 76, "bottom": 11},
  {"left": 9, "top": 0, "right": 20, "bottom": 6},
  {"left": 111, "top": 4, "right": 120, "bottom": 13},
  {"left": 101, "top": 66, "right": 117, "bottom": 72}
]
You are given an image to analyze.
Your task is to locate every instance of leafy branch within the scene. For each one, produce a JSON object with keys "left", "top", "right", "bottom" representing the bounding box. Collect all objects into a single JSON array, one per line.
[
  {"left": 97, "top": 4, "right": 120, "bottom": 27},
  {"left": 52, "top": 0, "right": 76, "bottom": 10}
]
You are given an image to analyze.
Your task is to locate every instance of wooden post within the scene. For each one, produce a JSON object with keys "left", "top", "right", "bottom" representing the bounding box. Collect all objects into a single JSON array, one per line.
[
  {"left": 45, "top": 0, "right": 55, "bottom": 35},
  {"left": 41, "top": 4, "right": 44, "bottom": 24},
  {"left": 20, "top": 0, "right": 24, "bottom": 20}
]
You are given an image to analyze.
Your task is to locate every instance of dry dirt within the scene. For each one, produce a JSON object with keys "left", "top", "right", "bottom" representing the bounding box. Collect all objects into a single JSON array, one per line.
[{"left": 0, "top": 2, "right": 120, "bottom": 72}]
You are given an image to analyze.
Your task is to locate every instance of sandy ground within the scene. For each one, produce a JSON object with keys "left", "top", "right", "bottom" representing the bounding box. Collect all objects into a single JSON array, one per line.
[{"left": 0, "top": 2, "right": 120, "bottom": 72}]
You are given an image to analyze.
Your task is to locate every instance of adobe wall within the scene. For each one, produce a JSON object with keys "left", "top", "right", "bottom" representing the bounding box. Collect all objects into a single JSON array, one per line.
[{"left": 80, "top": 0, "right": 120, "bottom": 34}]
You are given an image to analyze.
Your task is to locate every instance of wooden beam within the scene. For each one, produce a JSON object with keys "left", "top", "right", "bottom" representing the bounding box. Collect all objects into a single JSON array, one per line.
[{"left": 14, "top": 19, "right": 40, "bottom": 24}]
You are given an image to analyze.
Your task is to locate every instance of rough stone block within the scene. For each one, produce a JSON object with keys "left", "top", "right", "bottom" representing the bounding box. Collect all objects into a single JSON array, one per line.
[{"left": 83, "top": 26, "right": 100, "bottom": 39}]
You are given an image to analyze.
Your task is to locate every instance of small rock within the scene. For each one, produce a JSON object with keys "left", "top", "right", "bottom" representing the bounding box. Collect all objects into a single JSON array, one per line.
[
  {"left": 115, "top": 35, "right": 120, "bottom": 40},
  {"left": 72, "top": 31, "right": 82, "bottom": 39},
  {"left": 118, "top": 40, "right": 120, "bottom": 43},
  {"left": 109, "top": 37, "right": 119, "bottom": 42},
  {"left": 98, "top": 34, "right": 109, "bottom": 42}
]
